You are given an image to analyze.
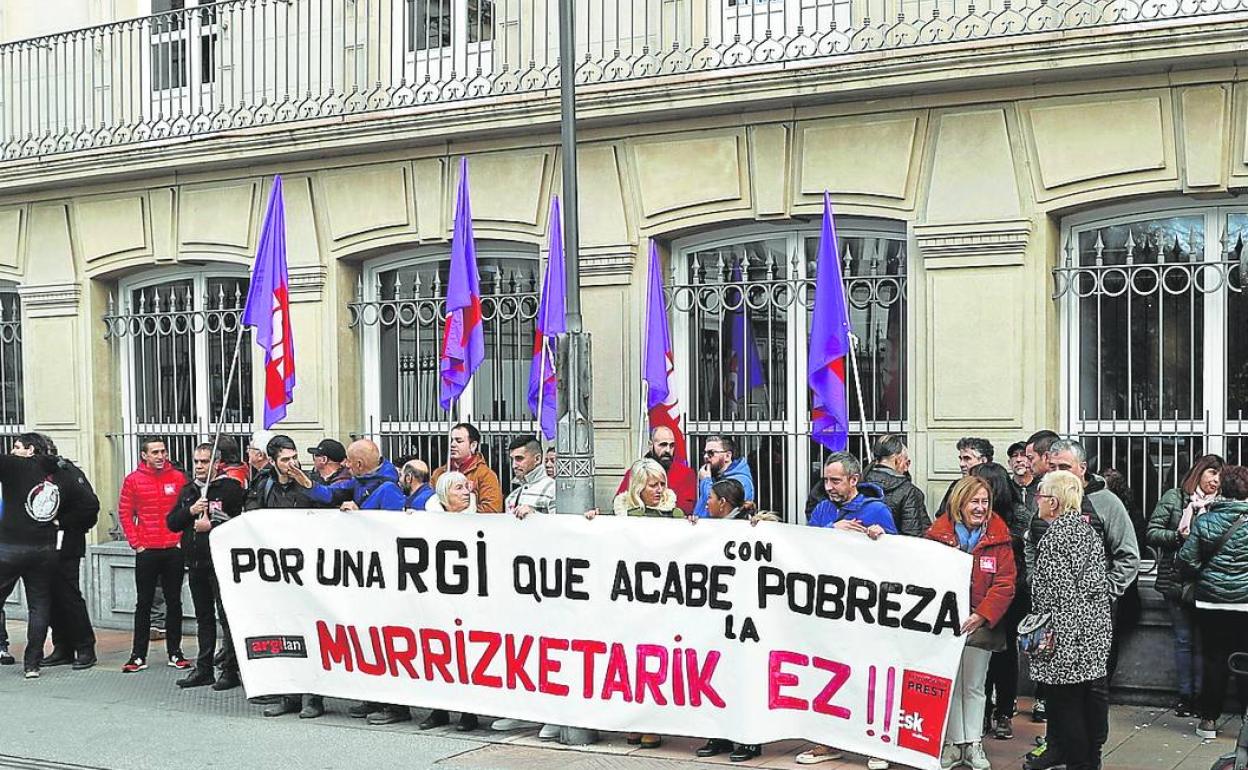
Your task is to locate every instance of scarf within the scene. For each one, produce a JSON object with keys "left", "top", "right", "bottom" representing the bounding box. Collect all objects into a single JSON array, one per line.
[
  {"left": 955, "top": 522, "right": 985, "bottom": 553},
  {"left": 1178, "top": 486, "right": 1217, "bottom": 537}
]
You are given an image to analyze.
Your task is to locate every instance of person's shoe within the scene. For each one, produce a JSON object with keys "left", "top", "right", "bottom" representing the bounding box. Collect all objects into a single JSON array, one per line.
[
  {"left": 418, "top": 709, "right": 450, "bottom": 730},
  {"left": 176, "top": 668, "right": 215, "bottom": 688},
  {"left": 24, "top": 668, "right": 40, "bottom": 679},
  {"left": 730, "top": 744, "right": 762, "bottom": 762},
  {"left": 121, "top": 656, "right": 147, "bottom": 673},
  {"left": 249, "top": 695, "right": 281, "bottom": 705},
  {"left": 368, "top": 706, "right": 412, "bottom": 726},
  {"left": 72, "top": 651, "right": 97, "bottom": 671},
  {"left": 212, "top": 670, "right": 241, "bottom": 691},
  {"left": 696, "top": 739, "right": 734, "bottom": 757},
  {"left": 796, "top": 746, "right": 844, "bottom": 765},
  {"left": 942, "top": 743, "right": 965, "bottom": 769},
  {"left": 0, "top": 645, "right": 14, "bottom": 665},
  {"left": 637, "top": 735, "right": 662, "bottom": 749},
  {"left": 538, "top": 724, "right": 562, "bottom": 740},
  {"left": 168, "top": 653, "right": 192, "bottom": 670},
  {"left": 214, "top": 646, "right": 227, "bottom": 668},
  {"left": 41, "top": 648, "right": 74, "bottom": 667},
  {"left": 456, "top": 713, "right": 479, "bottom": 732},
  {"left": 348, "top": 702, "right": 379, "bottom": 719},
  {"left": 263, "top": 696, "right": 302, "bottom": 717},
  {"left": 300, "top": 696, "right": 325, "bottom": 719},
  {"left": 965, "top": 742, "right": 991, "bottom": 770},
  {"left": 867, "top": 758, "right": 890, "bottom": 770},
  {"left": 1031, "top": 699, "right": 1047, "bottom": 723},
  {"left": 150, "top": 626, "right": 166, "bottom": 640},
  {"left": 1196, "top": 719, "right": 1218, "bottom": 739},
  {"left": 491, "top": 717, "right": 538, "bottom": 731},
  {"left": 1022, "top": 739, "right": 1062, "bottom": 770},
  {"left": 992, "top": 714, "right": 1014, "bottom": 740},
  {"left": 1175, "top": 698, "right": 1194, "bottom": 718}
]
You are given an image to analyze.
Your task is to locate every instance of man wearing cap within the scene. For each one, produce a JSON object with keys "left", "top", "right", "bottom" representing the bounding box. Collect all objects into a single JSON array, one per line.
[
  {"left": 308, "top": 439, "right": 349, "bottom": 485},
  {"left": 247, "top": 430, "right": 274, "bottom": 488}
]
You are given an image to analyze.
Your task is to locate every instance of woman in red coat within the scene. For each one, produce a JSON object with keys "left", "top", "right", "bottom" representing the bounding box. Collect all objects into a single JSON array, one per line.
[{"left": 926, "top": 476, "right": 1017, "bottom": 770}]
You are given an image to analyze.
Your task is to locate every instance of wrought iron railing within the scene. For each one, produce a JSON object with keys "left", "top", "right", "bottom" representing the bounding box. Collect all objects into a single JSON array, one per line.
[
  {"left": 1, "top": 0, "right": 1242, "bottom": 160},
  {"left": 0, "top": 290, "right": 24, "bottom": 445}
]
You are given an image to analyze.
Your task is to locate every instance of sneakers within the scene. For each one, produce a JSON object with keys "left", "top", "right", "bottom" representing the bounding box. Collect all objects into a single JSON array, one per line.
[
  {"left": 992, "top": 713, "right": 1014, "bottom": 740},
  {"left": 1031, "top": 699, "right": 1047, "bottom": 723},
  {"left": 796, "top": 746, "right": 844, "bottom": 765},
  {"left": 0, "top": 645, "right": 14, "bottom": 665},
  {"left": 168, "top": 653, "right": 192, "bottom": 670},
  {"left": 1196, "top": 719, "right": 1218, "bottom": 739},
  {"left": 24, "top": 668, "right": 40, "bottom": 679},
  {"left": 1023, "top": 738, "right": 1063, "bottom": 770},
  {"left": 538, "top": 724, "right": 562, "bottom": 740},
  {"left": 964, "top": 742, "right": 990, "bottom": 770},
  {"left": 491, "top": 717, "right": 538, "bottom": 731},
  {"left": 941, "top": 743, "right": 965, "bottom": 769},
  {"left": 121, "top": 656, "right": 148, "bottom": 673},
  {"left": 866, "top": 758, "right": 890, "bottom": 770},
  {"left": 150, "top": 626, "right": 166, "bottom": 640}
]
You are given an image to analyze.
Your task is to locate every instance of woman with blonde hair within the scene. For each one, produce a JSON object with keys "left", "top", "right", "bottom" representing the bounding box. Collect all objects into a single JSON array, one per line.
[
  {"left": 1030, "top": 470, "right": 1111, "bottom": 770},
  {"left": 925, "top": 475, "right": 1016, "bottom": 769},
  {"left": 612, "top": 458, "right": 684, "bottom": 518}
]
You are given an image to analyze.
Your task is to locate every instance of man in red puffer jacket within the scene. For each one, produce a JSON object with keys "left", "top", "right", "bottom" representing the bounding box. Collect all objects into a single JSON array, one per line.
[{"left": 118, "top": 437, "right": 190, "bottom": 674}]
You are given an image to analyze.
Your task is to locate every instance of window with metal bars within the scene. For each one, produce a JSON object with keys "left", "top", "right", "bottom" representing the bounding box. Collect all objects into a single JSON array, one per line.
[{"left": 0, "top": 286, "right": 23, "bottom": 451}]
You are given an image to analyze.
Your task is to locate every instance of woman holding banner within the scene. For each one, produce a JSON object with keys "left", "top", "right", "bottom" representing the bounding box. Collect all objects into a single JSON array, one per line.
[{"left": 925, "top": 475, "right": 1016, "bottom": 770}]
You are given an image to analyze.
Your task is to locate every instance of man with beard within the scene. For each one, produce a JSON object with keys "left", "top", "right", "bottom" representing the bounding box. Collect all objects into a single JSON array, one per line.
[{"left": 616, "top": 426, "right": 696, "bottom": 515}]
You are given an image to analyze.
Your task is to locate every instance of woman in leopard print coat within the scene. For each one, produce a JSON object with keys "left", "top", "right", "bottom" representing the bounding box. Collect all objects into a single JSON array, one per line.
[{"left": 1029, "top": 470, "right": 1112, "bottom": 770}]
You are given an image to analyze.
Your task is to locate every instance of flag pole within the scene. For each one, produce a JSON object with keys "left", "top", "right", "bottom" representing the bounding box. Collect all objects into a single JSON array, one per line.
[
  {"left": 203, "top": 322, "right": 248, "bottom": 492},
  {"left": 846, "top": 331, "right": 872, "bottom": 457}
]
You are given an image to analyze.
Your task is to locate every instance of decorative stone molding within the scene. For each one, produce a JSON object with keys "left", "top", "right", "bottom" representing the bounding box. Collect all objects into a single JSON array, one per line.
[
  {"left": 914, "top": 219, "right": 1032, "bottom": 268},
  {"left": 288, "top": 265, "right": 328, "bottom": 302},
  {"left": 17, "top": 281, "right": 82, "bottom": 317},
  {"left": 579, "top": 249, "right": 636, "bottom": 283}
]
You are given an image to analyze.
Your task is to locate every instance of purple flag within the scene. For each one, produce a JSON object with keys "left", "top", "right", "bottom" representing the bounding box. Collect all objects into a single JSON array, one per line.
[
  {"left": 808, "top": 192, "right": 853, "bottom": 451},
  {"left": 727, "top": 261, "right": 766, "bottom": 402},
  {"left": 643, "top": 240, "right": 687, "bottom": 461},
  {"left": 527, "top": 197, "right": 567, "bottom": 440},
  {"left": 439, "top": 158, "right": 485, "bottom": 411},
  {"left": 241, "top": 175, "right": 295, "bottom": 429}
]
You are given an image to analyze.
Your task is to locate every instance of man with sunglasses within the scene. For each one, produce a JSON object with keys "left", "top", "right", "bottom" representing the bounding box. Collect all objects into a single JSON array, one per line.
[
  {"left": 693, "top": 435, "right": 755, "bottom": 518},
  {"left": 616, "top": 426, "right": 697, "bottom": 515}
]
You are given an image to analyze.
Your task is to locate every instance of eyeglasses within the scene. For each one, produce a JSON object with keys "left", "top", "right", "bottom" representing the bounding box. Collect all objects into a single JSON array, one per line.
[{"left": 703, "top": 449, "right": 725, "bottom": 457}]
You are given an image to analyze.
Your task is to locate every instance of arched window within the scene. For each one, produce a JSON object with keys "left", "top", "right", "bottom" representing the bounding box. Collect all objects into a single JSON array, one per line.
[
  {"left": 352, "top": 243, "right": 540, "bottom": 481},
  {"left": 671, "top": 220, "right": 909, "bottom": 520},
  {"left": 103, "top": 269, "right": 253, "bottom": 471},
  {"left": 1056, "top": 201, "right": 1248, "bottom": 522}
]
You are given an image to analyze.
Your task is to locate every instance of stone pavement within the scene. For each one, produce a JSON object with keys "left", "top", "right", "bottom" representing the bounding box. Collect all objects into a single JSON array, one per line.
[{"left": 0, "top": 621, "right": 1239, "bottom": 770}]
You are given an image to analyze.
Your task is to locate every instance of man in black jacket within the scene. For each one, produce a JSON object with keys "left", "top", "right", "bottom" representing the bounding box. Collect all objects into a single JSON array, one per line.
[
  {"left": 863, "top": 433, "right": 929, "bottom": 537},
  {"left": 0, "top": 449, "right": 70, "bottom": 677},
  {"left": 13, "top": 434, "right": 101, "bottom": 671},
  {"left": 167, "top": 442, "right": 246, "bottom": 691}
]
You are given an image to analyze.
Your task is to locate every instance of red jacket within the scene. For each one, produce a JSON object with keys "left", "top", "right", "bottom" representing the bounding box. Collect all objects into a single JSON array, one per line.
[
  {"left": 119, "top": 463, "right": 187, "bottom": 550},
  {"left": 925, "top": 511, "right": 1017, "bottom": 627},
  {"left": 617, "top": 457, "right": 697, "bottom": 517}
]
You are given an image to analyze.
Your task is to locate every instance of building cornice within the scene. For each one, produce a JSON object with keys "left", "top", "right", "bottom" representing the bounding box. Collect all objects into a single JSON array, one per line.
[
  {"left": 17, "top": 281, "right": 82, "bottom": 317},
  {"left": 0, "top": 17, "right": 1246, "bottom": 197}
]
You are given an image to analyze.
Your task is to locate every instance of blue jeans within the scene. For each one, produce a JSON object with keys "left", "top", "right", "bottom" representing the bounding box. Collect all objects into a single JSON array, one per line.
[{"left": 1166, "top": 599, "right": 1203, "bottom": 701}]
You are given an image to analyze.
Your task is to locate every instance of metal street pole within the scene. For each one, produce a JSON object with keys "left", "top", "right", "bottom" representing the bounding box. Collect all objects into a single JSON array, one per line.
[{"left": 554, "top": 0, "right": 599, "bottom": 747}]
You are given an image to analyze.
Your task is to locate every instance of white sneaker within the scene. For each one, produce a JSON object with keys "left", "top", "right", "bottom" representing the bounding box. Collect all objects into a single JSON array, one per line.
[
  {"left": 941, "top": 743, "right": 965, "bottom": 769},
  {"left": 537, "top": 724, "right": 561, "bottom": 740},
  {"left": 491, "top": 718, "right": 538, "bottom": 731},
  {"left": 965, "top": 742, "right": 991, "bottom": 770},
  {"left": 795, "top": 746, "right": 844, "bottom": 764},
  {"left": 867, "top": 758, "right": 891, "bottom": 770}
]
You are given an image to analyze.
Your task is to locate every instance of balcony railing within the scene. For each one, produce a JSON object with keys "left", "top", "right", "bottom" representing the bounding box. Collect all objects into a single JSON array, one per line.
[{"left": 0, "top": 0, "right": 1241, "bottom": 160}]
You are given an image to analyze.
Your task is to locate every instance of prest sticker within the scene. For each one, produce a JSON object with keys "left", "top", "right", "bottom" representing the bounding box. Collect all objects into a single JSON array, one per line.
[{"left": 897, "top": 669, "right": 952, "bottom": 757}]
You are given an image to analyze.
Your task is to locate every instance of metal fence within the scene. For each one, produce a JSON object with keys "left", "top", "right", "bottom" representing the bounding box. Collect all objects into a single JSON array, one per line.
[
  {"left": 1054, "top": 206, "right": 1248, "bottom": 526},
  {"left": 349, "top": 254, "right": 540, "bottom": 489},
  {"left": 2, "top": 0, "right": 1243, "bottom": 159},
  {"left": 102, "top": 274, "right": 254, "bottom": 478},
  {"left": 672, "top": 228, "right": 907, "bottom": 519}
]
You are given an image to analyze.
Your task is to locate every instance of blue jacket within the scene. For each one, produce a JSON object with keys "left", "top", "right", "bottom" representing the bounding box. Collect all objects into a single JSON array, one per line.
[
  {"left": 808, "top": 483, "right": 898, "bottom": 533},
  {"left": 309, "top": 458, "right": 406, "bottom": 511},
  {"left": 405, "top": 484, "right": 436, "bottom": 511},
  {"left": 694, "top": 457, "right": 756, "bottom": 518}
]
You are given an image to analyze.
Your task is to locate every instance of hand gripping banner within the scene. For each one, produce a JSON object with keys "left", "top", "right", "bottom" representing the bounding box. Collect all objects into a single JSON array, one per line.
[{"left": 213, "top": 512, "right": 971, "bottom": 769}]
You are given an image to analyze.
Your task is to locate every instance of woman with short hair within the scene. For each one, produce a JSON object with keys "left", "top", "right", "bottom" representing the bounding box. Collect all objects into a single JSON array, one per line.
[
  {"left": 925, "top": 475, "right": 1016, "bottom": 769},
  {"left": 426, "top": 471, "right": 476, "bottom": 513},
  {"left": 612, "top": 458, "right": 684, "bottom": 518},
  {"left": 1030, "top": 470, "right": 1112, "bottom": 770}
]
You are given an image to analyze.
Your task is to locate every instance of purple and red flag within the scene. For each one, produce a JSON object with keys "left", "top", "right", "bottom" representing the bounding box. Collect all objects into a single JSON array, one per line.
[
  {"left": 439, "top": 157, "right": 486, "bottom": 411},
  {"left": 527, "top": 197, "right": 567, "bottom": 440},
  {"left": 727, "top": 260, "right": 766, "bottom": 406},
  {"left": 643, "top": 240, "right": 687, "bottom": 462},
  {"left": 808, "top": 192, "right": 853, "bottom": 451},
  {"left": 242, "top": 175, "right": 295, "bottom": 429}
]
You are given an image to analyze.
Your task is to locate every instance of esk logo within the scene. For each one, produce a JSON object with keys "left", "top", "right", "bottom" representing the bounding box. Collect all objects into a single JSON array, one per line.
[{"left": 898, "top": 710, "right": 925, "bottom": 733}]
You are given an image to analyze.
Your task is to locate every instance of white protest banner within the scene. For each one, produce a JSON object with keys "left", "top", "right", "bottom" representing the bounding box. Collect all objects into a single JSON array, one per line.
[{"left": 213, "top": 510, "right": 971, "bottom": 769}]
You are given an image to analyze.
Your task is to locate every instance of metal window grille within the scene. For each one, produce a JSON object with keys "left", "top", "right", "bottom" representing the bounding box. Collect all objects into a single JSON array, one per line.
[
  {"left": 671, "top": 225, "right": 908, "bottom": 521},
  {"left": 0, "top": 288, "right": 24, "bottom": 451},
  {"left": 102, "top": 274, "right": 254, "bottom": 477},
  {"left": 351, "top": 251, "right": 539, "bottom": 489},
  {"left": 1055, "top": 206, "right": 1248, "bottom": 527}
]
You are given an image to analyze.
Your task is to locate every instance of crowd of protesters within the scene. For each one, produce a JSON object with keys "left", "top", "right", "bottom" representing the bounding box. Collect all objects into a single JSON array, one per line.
[{"left": 1, "top": 424, "right": 1247, "bottom": 770}]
